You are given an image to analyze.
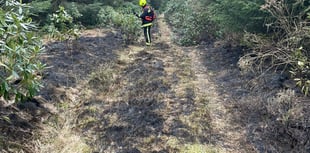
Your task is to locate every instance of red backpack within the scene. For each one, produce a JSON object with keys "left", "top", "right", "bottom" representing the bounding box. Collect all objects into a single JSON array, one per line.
[{"left": 144, "top": 6, "right": 156, "bottom": 22}]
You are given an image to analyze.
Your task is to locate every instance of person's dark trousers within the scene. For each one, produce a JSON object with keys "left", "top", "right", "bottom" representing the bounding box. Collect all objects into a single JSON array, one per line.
[{"left": 143, "top": 26, "right": 152, "bottom": 46}]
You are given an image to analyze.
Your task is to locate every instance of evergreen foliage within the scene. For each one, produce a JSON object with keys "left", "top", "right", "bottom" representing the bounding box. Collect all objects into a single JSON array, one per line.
[
  {"left": 208, "top": 0, "right": 268, "bottom": 33},
  {"left": 165, "top": 0, "right": 216, "bottom": 46},
  {"left": 6, "top": 0, "right": 310, "bottom": 96},
  {"left": 46, "top": 6, "right": 79, "bottom": 41},
  {"left": 164, "top": 0, "right": 269, "bottom": 45},
  {"left": 0, "top": 0, "right": 45, "bottom": 101}
]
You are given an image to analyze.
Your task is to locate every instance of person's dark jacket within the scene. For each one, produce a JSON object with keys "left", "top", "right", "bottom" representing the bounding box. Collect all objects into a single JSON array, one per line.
[{"left": 139, "top": 5, "right": 154, "bottom": 27}]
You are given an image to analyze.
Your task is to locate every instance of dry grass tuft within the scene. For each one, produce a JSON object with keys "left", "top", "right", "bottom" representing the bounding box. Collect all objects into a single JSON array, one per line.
[{"left": 33, "top": 116, "right": 92, "bottom": 153}]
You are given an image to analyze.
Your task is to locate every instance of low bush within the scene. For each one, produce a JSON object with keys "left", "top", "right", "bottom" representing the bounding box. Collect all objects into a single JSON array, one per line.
[
  {"left": 266, "top": 89, "right": 310, "bottom": 152},
  {"left": 75, "top": 2, "right": 103, "bottom": 26},
  {"left": 165, "top": 0, "right": 216, "bottom": 46},
  {"left": 110, "top": 9, "right": 141, "bottom": 44},
  {"left": 239, "top": 0, "right": 310, "bottom": 95},
  {"left": 96, "top": 3, "right": 141, "bottom": 44},
  {"left": 97, "top": 6, "right": 115, "bottom": 27},
  {"left": 0, "top": 0, "right": 45, "bottom": 101},
  {"left": 164, "top": 0, "right": 269, "bottom": 46},
  {"left": 149, "top": 0, "right": 166, "bottom": 11},
  {"left": 208, "top": 0, "right": 268, "bottom": 34},
  {"left": 46, "top": 6, "right": 79, "bottom": 41},
  {"left": 27, "top": 0, "right": 52, "bottom": 26}
]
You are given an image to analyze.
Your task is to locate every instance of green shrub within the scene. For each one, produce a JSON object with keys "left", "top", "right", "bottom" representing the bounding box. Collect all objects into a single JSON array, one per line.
[
  {"left": 46, "top": 6, "right": 79, "bottom": 41},
  {"left": 165, "top": 0, "right": 270, "bottom": 46},
  {"left": 102, "top": 0, "right": 125, "bottom": 7},
  {"left": 0, "top": 0, "right": 45, "bottom": 101},
  {"left": 239, "top": 0, "right": 310, "bottom": 95},
  {"left": 28, "top": 0, "right": 52, "bottom": 25},
  {"left": 149, "top": 0, "right": 166, "bottom": 11},
  {"left": 97, "top": 3, "right": 141, "bottom": 44},
  {"left": 111, "top": 9, "right": 140, "bottom": 44},
  {"left": 64, "top": 2, "right": 82, "bottom": 19},
  {"left": 165, "top": 0, "right": 216, "bottom": 46},
  {"left": 290, "top": 47, "right": 310, "bottom": 95},
  {"left": 97, "top": 6, "right": 115, "bottom": 27},
  {"left": 50, "top": 6, "right": 73, "bottom": 32},
  {"left": 76, "top": 3, "right": 103, "bottom": 26},
  {"left": 208, "top": 0, "right": 267, "bottom": 34}
]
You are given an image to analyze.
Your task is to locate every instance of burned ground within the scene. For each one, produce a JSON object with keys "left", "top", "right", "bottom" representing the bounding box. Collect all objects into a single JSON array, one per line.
[{"left": 0, "top": 17, "right": 309, "bottom": 153}]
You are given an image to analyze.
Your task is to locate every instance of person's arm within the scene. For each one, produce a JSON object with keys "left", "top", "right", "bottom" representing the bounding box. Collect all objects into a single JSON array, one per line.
[{"left": 132, "top": 9, "right": 140, "bottom": 18}]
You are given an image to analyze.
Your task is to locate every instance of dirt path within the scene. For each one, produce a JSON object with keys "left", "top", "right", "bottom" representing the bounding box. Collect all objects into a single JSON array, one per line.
[
  {"left": 157, "top": 15, "right": 254, "bottom": 153},
  {"left": 32, "top": 15, "right": 257, "bottom": 153},
  {"left": 189, "top": 48, "right": 253, "bottom": 153}
]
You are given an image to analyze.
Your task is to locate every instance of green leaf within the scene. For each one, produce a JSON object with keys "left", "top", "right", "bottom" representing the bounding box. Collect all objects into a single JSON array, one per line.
[
  {"left": 0, "top": 62, "right": 9, "bottom": 70},
  {"left": 305, "top": 87, "right": 309, "bottom": 96},
  {"left": 2, "top": 82, "right": 9, "bottom": 91},
  {"left": 0, "top": 16, "right": 7, "bottom": 26},
  {"left": 6, "top": 71, "right": 20, "bottom": 81},
  {"left": 20, "top": 23, "right": 28, "bottom": 30},
  {"left": 0, "top": 0, "right": 45, "bottom": 102},
  {"left": 2, "top": 116, "right": 11, "bottom": 124},
  {"left": 297, "top": 61, "right": 305, "bottom": 67}
]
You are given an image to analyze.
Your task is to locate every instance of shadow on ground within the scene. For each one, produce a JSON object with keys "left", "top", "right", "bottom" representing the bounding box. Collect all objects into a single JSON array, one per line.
[
  {"left": 39, "top": 31, "right": 123, "bottom": 100},
  {"left": 76, "top": 40, "right": 210, "bottom": 152},
  {"left": 199, "top": 44, "right": 310, "bottom": 153},
  {"left": 0, "top": 30, "right": 124, "bottom": 153}
]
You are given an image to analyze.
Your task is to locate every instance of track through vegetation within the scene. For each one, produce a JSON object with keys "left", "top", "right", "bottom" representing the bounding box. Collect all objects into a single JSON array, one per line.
[
  {"left": 37, "top": 15, "right": 254, "bottom": 153},
  {"left": 2, "top": 15, "right": 308, "bottom": 153}
]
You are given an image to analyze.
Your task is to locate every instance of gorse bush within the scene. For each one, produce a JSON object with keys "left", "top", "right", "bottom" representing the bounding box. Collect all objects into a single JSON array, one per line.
[
  {"left": 64, "top": 2, "right": 82, "bottom": 19},
  {"left": 0, "top": 0, "right": 45, "bottom": 101},
  {"left": 61, "top": 1, "right": 138, "bottom": 26},
  {"left": 149, "top": 0, "right": 166, "bottom": 11},
  {"left": 27, "top": 0, "right": 140, "bottom": 43}
]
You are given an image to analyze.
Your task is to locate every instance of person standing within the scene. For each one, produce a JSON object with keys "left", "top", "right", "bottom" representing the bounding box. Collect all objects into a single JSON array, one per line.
[{"left": 134, "top": 0, "right": 156, "bottom": 46}]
